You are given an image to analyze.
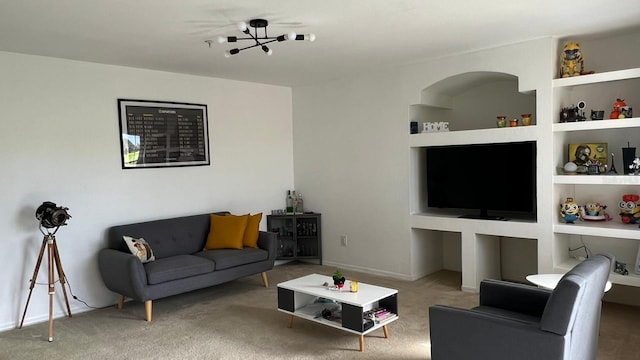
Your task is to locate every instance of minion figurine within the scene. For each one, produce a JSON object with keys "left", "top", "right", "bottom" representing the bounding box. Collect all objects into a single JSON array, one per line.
[
  {"left": 580, "top": 202, "right": 611, "bottom": 221},
  {"left": 560, "top": 197, "right": 580, "bottom": 224},
  {"left": 584, "top": 202, "right": 605, "bottom": 216},
  {"left": 619, "top": 194, "right": 640, "bottom": 224}
]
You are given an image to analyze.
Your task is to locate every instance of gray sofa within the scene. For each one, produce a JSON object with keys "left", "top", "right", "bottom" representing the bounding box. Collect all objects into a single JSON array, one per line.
[
  {"left": 98, "top": 212, "right": 277, "bottom": 321},
  {"left": 429, "top": 253, "right": 614, "bottom": 360}
]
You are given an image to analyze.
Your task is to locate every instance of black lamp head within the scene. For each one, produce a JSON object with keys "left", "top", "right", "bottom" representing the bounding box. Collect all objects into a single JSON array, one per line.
[{"left": 35, "top": 201, "right": 71, "bottom": 228}]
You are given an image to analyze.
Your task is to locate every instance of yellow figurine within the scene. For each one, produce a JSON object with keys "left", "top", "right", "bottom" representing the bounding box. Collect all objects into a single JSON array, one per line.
[
  {"left": 619, "top": 194, "right": 640, "bottom": 224},
  {"left": 560, "top": 42, "right": 583, "bottom": 78},
  {"left": 560, "top": 197, "right": 580, "bottom": 223}
]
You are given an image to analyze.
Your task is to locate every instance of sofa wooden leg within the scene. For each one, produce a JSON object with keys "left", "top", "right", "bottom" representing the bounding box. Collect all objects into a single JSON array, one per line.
[
  {"left": 145, "top": 300, "right": 152, "bottom": 322},
  {"left": 117, "top": 295, "right": 125, "bottom": 309},
  {"left": 261, "top": 272, "right": 269, "bottom": 288}
]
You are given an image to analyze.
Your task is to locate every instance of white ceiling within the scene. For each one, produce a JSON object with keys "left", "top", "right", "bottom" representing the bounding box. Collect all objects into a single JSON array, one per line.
[{"left": 2, "top": 0, "right": 640, "bottom": 87}]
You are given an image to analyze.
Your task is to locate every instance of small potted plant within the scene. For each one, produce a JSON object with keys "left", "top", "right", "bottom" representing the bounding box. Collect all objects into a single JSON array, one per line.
[{"left": 332, "top": 270, "right": 346, "bottom": 289}]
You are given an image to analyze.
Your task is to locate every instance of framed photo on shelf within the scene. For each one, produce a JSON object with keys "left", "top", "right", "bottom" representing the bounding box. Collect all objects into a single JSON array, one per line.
[
  {"left": 568, "top": 143, "right": 608, "bottom": 167},
  {"left": 117, "top": 99, "right": 210, "bottom": 169}
]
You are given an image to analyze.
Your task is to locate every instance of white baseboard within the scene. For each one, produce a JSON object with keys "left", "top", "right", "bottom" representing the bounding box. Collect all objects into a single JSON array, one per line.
[
  {"left": 0, "top": 304, "right": 97, "bottom": 333},
  {"left": 321, "top": 260, "right": 415, "bottom": 281}
]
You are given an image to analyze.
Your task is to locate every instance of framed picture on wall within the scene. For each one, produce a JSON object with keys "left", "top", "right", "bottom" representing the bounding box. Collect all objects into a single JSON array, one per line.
[{"left": 117, "top": 99, "right": 210, "bottom": 169}]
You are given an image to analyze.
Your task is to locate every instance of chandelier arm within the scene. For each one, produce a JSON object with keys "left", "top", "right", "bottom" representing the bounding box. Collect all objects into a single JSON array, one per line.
[
  {"left": 236, "top": 39, "right": 278, "bottom": 52},
  {"left": 239, "top": 27, "right": 263, "bottom": 47},
  {"left": 233, "top": 36, "right": 279, "bottom": 41}
]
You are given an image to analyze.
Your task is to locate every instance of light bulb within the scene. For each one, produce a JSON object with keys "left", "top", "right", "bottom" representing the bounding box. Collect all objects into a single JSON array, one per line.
[
  {"left": 216, "top": 36, "right": 227, "bottom": 44},
  {"left": 237, "top": 21, "right": 247, "bottom": 32},
  {"left": 308, "top": 33, "right": 316, "bottom": 42},
  {"left": 287, "top": 31, "right": 297, "bottom": 41},
  {"left": 262, "top": 45, "right": 273, "bottom": 56},
  {"left": 224, "top": 48, "right": 239, "bottom": 58}
]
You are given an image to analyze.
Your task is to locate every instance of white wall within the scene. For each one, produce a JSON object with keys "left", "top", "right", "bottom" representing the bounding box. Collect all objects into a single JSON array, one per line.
[
  {"left": 292, "top": 73, "right": 413, "bottom": 278},
  {"left": 292, "top": 38, "right": 554, "bottom": 281},
  {"left": 0, "top": 51, "right": 294, "bottom": 331}
]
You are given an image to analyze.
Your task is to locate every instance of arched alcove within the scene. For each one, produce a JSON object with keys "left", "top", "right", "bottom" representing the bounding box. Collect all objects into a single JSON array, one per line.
[
  {"left": 409, "top": 71, "right": 539, "bottom": 290},
  {"left": 411, "top": 71, "right": 536, "bottom": 131}
]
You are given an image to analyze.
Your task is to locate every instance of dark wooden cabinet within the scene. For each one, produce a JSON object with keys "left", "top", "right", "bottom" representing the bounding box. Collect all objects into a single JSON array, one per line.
[{"left": 267, "top": 213, "right": 321, "bottom": 263}]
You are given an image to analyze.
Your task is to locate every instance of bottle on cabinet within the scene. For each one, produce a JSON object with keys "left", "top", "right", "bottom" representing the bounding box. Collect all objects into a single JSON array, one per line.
[
  {"left": 296, "top": 193, "right": 304, "bottom": 213},
  {"left": 286, "top": 190, "right": 294, "bottom": 213}
]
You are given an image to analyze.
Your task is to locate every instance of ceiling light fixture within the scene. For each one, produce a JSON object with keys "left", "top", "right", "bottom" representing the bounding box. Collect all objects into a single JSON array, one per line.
[{"left": 206, "top": 18, "right": 315, "bottom": 57}]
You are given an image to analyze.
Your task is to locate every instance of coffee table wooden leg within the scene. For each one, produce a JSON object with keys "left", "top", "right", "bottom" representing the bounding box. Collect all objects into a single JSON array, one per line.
[
  {"left": 359, "top": 335, "right": 364, "bottom": 352},
  {"left": 288, "top": 315, "right": 294, "bottom": 328},
  {"left": 383, "top": 325, "right": 389, "bottom": 338}
]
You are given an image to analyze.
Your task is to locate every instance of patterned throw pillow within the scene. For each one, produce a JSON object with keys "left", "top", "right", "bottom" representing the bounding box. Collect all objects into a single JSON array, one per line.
[{"left": 123, "top": 236, "right": 155, "bottom": 263}]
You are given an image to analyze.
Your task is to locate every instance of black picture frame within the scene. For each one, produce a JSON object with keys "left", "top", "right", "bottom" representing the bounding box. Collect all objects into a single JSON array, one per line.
[{"left": 117, "top": 99, "right": 210, "bottom": 169}]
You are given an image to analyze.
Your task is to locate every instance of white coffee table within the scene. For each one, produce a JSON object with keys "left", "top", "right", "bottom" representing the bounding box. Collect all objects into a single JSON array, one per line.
[
  {"left": 277, "top": 273, "right": 398, "bottom": 352},
  {"left": 526, "top": 273, "right": 612, "bottom": 292}
]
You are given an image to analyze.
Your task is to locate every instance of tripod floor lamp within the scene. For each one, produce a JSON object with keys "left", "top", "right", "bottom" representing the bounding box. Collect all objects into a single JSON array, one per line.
[{"left": 19, "top": 201, "right": 72, "bottom": 342}]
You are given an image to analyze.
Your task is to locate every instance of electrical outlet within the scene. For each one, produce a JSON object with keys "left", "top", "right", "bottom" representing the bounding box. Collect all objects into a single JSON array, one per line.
[{"left": 340, "top": 235, "right": 347, "bottom": 247}]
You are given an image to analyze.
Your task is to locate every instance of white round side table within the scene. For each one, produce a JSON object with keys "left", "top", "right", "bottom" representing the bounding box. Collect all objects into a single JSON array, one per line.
[{"left": 526, "top": 273, "right": 612, "bottom": 292}]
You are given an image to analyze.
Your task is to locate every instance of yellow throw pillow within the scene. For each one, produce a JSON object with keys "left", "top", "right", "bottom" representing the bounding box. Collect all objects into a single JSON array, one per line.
[
  {"left": 204, "top": 214, "right": 248, "bottom": 250},
  {"left": 243, "top": 213, "right": 262, "bottom": 248}
]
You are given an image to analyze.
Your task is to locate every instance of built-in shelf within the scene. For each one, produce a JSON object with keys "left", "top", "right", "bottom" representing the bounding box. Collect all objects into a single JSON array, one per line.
[
  {"left": 556, "top": 258, "right": 640, "bottom": 287},
  {"left": 554, "top": 222, "right": 640, "bottom": 240},
  {"left": 409, "top": 126, "right": 537, "bottom": 147},
  {"left": 550, "top": 63, "right": 640, "bottom": 292},
  {"left": 553, "top": 117, "right": 640, "bottom": 132},
  {"left": 553, "top": 68, "right": 640, "bottom": 88},
  {"left": 553, "top": 175, "right": 640, "bottom": 185},
  {"left": 410, "top": 213, "right": 537, "bottom": 238}
]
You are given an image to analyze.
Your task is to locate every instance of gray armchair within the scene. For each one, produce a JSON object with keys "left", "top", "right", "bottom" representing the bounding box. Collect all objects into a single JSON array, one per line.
[{"left": 429, "top": 253, "right": 614, "bottom": 360}]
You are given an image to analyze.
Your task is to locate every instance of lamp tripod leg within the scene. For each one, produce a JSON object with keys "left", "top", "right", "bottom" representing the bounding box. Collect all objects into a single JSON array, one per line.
[
  {"left": 48, "top": 239, "right": 54, "bottom": 342},
  {"left": 52, "top": 239, "right": 72, "bottom": 318},
  {"left": 19, "top": 232, "right": 72, "bottom": 342},
  {"left": 19, "top": 237, "right": 47, "bottom": 329}
]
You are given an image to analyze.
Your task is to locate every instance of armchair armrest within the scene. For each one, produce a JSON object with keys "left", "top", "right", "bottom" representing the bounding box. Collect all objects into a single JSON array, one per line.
[
  {"left": 98, "top": 248, "right": 148, "bottom": 301},
  {"left": 257, "top": 231, "right": 277, "bottom": 263},
  {"left": 480, "top": 279, "right": 551, "bottom": 318},
  {"left": 429, "top": 305, "right": 565, "bottom": 360}
]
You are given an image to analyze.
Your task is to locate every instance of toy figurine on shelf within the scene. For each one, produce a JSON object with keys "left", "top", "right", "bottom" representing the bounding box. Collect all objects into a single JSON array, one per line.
[
  {"left": 560, "top": 197, "right": 580, "bottom": 224},
  {"left": 619, "top": 194, "right": 640, "bottom": 224},
  {"left": 610, "top": 98, "right": 633, "bottom": 119},
  {"left": 579, "top": 202, "right": 612, "bottom": 221},
  {"left": 615, "top": 261, "right": 629, "bottom": 275},
  {"left": 630, "top": 157, "right": 640, "bottom": 175},
  {"left": 560, "top": 42, "right": 584, "bottom": 77}
]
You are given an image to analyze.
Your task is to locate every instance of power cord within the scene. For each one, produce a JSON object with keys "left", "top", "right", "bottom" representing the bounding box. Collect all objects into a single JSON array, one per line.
[
  {"left": 36, "top": 278, "right": 106, "bottom": 310},
  {"left": 65, "top": 280, "right": 100, "bottom": 309},
  {"left": 569, "top": 237, "right": 592, "bottom": 260}
]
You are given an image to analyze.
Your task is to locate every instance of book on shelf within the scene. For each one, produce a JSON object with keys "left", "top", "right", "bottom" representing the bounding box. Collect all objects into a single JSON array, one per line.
[
  {"left": 377, "top": 313, "right": 398, "bottom": 323},
  {"left": 363, "top": 307, "right": 397, "bottom": 324}
]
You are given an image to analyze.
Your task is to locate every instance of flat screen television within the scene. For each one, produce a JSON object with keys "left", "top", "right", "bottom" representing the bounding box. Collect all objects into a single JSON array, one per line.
[{"left": 425, "top": 141, "right": 537, "bottom": 220}]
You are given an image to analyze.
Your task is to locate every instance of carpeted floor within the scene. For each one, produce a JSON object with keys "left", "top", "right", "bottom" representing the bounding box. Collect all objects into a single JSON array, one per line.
[{"left": 1, "top": 262, "right": 640, "bottom": 359}]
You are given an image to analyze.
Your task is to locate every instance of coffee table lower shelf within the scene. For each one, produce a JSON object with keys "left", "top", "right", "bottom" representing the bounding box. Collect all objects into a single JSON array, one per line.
[
  {"left": 277, "top": 274, "right": 398, "bottom": 352},
  {"left": 278, "top": 310, "right": 396, "bottom": 352}
]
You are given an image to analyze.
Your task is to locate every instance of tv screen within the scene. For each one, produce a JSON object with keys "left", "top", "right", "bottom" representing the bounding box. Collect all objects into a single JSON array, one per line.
[{"left": 426, "top": 141, "right": 537, "bottom": 220}]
